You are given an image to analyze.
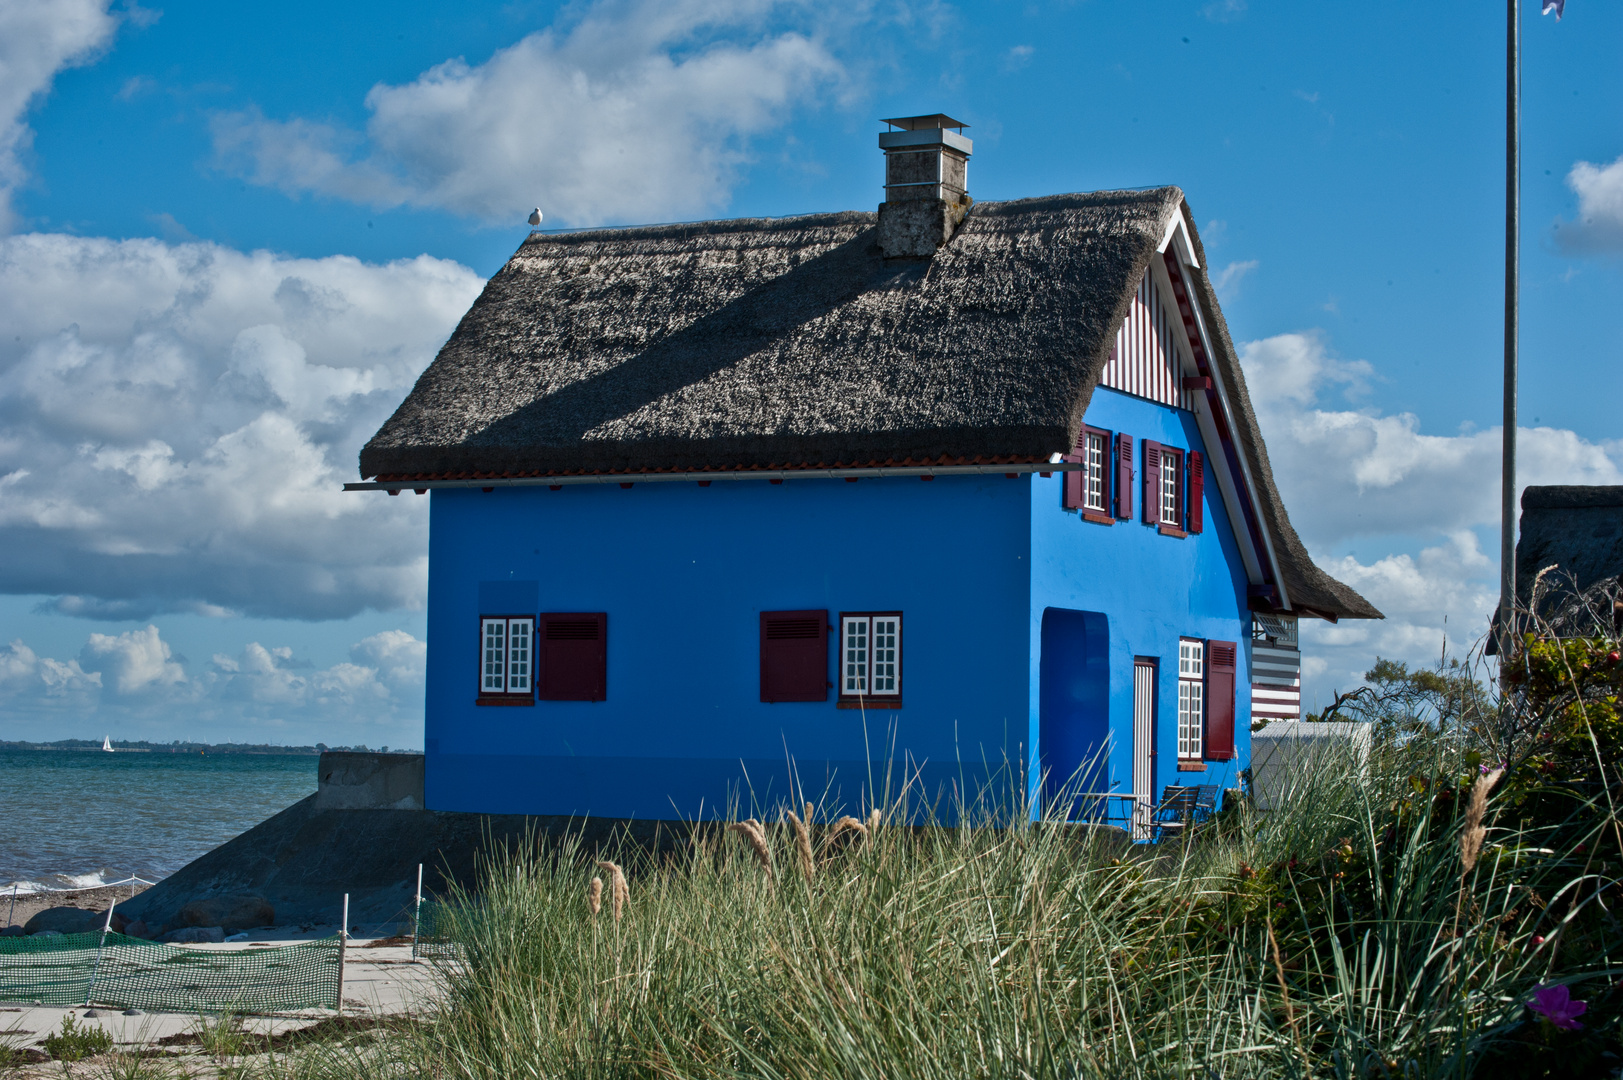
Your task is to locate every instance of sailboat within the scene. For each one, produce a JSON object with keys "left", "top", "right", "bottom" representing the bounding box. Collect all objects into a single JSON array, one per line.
[{"left": 101, "top": 736, "right": 114, "bottom": 753}]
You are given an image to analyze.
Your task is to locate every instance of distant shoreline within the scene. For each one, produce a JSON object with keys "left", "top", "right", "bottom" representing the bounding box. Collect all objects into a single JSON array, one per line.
[{"left": 0, "top": 740, "right": 418, "bottom": 756}]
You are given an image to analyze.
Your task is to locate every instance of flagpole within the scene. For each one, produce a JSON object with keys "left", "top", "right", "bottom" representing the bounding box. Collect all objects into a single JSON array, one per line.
[{"left": 1500, "top": 0, "right": 1520, "bottom": 660}]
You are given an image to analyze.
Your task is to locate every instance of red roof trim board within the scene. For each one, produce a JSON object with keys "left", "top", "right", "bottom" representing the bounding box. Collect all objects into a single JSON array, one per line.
[{"left": 1157, "top": 251, "right": 1280, "bottom": 602}]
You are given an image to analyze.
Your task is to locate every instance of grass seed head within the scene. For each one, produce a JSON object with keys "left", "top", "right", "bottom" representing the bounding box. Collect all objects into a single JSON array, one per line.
[
  {"left": 830, "top": 815, "right": 870, "bottom": 843},
  {"left": 867, "top": 807, "right": 882, "bottom": 833},
  {"left": 595, "top": 861, "right": 628, "bottom": 920},
  {"left": 727, "top": 820, "right": 773, "bottom": 880},
  {"left": 1460, "top": 768, "right": 1503, "bottom": 873},
  {"left": 588, "top": 876, "right": 603, "bottom": 917},
  {"left": 785, "top": 810, "right": 815, "bottom": 883}
]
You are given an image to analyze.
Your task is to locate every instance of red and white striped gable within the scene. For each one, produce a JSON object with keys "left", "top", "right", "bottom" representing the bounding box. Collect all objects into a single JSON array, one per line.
[{"left": 1100, "top": 270, "right": 1193, "bottom": 411}]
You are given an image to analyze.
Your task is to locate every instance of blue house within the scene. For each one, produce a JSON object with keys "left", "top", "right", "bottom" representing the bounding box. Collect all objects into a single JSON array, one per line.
[{"left": 353, "top": 115, "right": 1380, "bottom": 831}]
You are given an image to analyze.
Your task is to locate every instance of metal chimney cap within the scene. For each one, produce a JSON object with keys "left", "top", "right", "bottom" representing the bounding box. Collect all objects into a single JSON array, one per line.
[{"left": 881, "top": 114, "right": 969, "bottom": 132}]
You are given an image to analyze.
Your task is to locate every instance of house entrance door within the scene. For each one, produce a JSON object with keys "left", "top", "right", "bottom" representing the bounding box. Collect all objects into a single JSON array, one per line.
[
  {"left": 1037, "top": 608, "right": 1109, "bottom": 821},
  {"left": 1132, "top": 658, "right": 1156, "bottom": 840}
]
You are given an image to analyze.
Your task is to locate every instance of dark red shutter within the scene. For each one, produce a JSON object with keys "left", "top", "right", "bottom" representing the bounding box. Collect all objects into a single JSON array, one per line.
[
  {"left": 1141, "top": 441, "right": 1161, "bottom": 524},
  {"left": 1115, "top": 433, "right": 1133, "bottom": 519},
  {"left": 538, "top": 613, "right": 607, "bottom": 701},
  {"left": 1205, "top": 640, "right": 1237, "bottom": 760},
  {"left": 761, "top": 610, "right": 829, "bottom": 702},
  {"left": 1058, "top": 435, "right": 1084, "bottom": 509},
  {"left": 1188, "top": 451, "right": 1205, "bottom": 534}
]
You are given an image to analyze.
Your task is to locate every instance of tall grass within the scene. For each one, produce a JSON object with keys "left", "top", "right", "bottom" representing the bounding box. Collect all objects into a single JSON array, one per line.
[{"left": 389, "top": 706, "right": 1609, "bottom": 1080}]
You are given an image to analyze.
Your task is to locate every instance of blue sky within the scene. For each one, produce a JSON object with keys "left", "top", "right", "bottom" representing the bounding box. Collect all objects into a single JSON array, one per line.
[{"left": 0, "top": 0, "right": 1619, "bottom": 745}]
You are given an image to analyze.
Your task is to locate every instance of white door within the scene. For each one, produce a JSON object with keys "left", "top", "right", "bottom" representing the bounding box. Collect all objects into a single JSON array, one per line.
[{"left": 1132, "top": 659, "right": 1156, "bottom": 840}]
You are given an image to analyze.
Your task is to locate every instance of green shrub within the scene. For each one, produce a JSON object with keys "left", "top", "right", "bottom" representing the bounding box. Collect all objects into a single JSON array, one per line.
[{"left": 42, "top": 1012, "right": 114, "bottom": 1062}]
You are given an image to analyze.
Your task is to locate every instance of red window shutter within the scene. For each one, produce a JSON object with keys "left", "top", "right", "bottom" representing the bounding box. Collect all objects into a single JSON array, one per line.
[
  {"left": 761, "top": 610, "right": 829, "bottom": 702},
  {"left": 1205, "top": 640, "right": 1237, "bottom": 760},
  {"left": 1062, "top": 447, "right": 1084, "bottom": 510},
  {"left": 1188, "top": 451, "right": 1205, "bottom": 534},
  {"left": 1141, "top": 441, "right": 1161, "bottom": 524},
  {"left": 538, "top": 613, "right": 607, "bottom": 701},
  {"left": 1115, "top": 433, "right": 1133, "bottom": 519}
]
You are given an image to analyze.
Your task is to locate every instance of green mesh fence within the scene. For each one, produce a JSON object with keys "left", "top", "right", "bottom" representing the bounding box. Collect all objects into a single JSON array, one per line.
[
  {"left": 0, "top": 933, "right": 342, "bottom": 1013},
  {"left": 411, "top": 902, "right": 459, "bottom": 961}
]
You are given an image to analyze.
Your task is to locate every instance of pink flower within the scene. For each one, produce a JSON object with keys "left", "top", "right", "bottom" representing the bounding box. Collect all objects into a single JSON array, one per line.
[{"left": 1527, "top": 984, "right": 1587, "bottom": 1031}]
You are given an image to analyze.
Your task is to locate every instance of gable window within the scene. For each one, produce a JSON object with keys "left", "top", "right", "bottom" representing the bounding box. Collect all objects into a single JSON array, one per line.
[
  {"left": 1142, "top": 440, "right": 1190, "bottom": 537},
  {"left": 1064, "top": 427, "right": 1115, "bottom": 525},
  {"left": 1177, "top": 638, "right": 1204, "bottom": 761},
  {"left": 838, "top": 612, "right": 902, "bottom": 708},
  {"left": 1160, "top": 447, "right": 1183, "bottom": 527},
  {"left": 478, "top": 616, "right": 535, "bottom": 704},
  {"left": 1084, "top": 430, "right": 1108, "bottom": 513},
  {"left": 538, "top": 613, "right": 607, "bottom": 701}
]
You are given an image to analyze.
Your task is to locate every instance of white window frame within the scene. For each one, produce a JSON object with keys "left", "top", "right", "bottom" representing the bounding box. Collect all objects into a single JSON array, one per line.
[
  {"left": 1177, "top": 638, "right": 1204, "bottom": 759},
  {"left": 840, "top": 613, "right": 902, "bottom": 699},
  {"left": 1160, "top": 447, "right": 1183, "bottom": 527},
  {"left": 479, "top": 616, "right": 534, "bottom": 696},
  {"left": 1084, "top": 429, "right": 1108, "bottom": 513}
]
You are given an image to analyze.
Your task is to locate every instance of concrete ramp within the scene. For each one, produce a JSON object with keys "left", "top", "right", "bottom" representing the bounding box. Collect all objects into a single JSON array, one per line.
[{"left": 118, "top": 752, "right": 680, "bottom": 931}]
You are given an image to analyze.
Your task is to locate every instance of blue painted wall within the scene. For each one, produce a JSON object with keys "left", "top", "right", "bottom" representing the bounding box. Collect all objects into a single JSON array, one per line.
[
  {"left": 424, "top": 474, "right": 1034, "bottom": 820},
  {"left": 1028, "top": 387, "right": 1252, "bottom": 815},
  {"left": 422, "top": 386, "right": 1254, "bottom": 824}
]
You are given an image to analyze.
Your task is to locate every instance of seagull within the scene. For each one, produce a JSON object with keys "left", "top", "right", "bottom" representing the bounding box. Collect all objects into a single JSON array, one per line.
[{"left": 528, "top": 208, "right": 543, "bottom": 227}]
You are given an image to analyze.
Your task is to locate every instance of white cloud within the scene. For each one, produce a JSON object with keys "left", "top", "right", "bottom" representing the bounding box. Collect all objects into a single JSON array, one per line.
[
  {"left": 0, "top": 625, "right": 425, "bottom": 732},
  {"left": 0, "top": 0, "right": 124, "bottom": 231},
  {"left": 0, "top": 638, "right": 100, "bottom": 705},
  {"left": 1241, "top": 331, "right": 1623, "bottom": 708},
  {"left": 80, "top": 624, "right": 186, "bottom": 694},
  {"left": 0, "top": 232, "right": 484, "bottom": 619},
  {"left": 1203, "top": 0, "right": 1246, "bottom": 22},
  {"left": 209, "top": 0, "right": 846, "bottom": 225},
  {"left": 1212, "top": 258, "right": 1259, "bottom": 302},
  {"left": 1558, "top": 155, "right": 1623, "bottom": 253}
]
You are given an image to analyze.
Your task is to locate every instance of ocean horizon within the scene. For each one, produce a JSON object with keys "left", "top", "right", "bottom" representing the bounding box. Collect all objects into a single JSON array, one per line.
[{"left": 0, "top": 746, "right": 320, "bottom": 895}]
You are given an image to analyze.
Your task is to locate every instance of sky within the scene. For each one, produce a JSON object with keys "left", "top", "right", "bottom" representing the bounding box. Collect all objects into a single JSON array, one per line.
[{"left": 0, "top": 0, "right": 1619, "bottom": 748}]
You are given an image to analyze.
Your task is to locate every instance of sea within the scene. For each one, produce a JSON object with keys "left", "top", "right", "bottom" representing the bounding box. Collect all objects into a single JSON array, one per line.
[{"left": 0, "top": 747, "right": 318, "bottom": 894}]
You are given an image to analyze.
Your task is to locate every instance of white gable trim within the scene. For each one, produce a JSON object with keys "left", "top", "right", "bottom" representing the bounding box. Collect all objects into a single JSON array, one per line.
[
  {"left": 1157, "top": 207, "right": 1199, "bottom": 271},
  {"left": 1152, "top": 246, "right": 1293, "bottom": 612}
]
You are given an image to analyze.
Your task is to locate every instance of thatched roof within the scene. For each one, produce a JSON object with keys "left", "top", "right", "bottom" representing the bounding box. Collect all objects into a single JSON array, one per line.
[
  {"left": 1517, "top": 486, "right": 1623, "bottom": 611},
  {"left": 362, "top": 187, "right": 1379, "bottom": 621}
]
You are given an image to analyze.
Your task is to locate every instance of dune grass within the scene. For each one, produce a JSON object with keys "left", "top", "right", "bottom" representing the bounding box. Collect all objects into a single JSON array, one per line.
[{"left": 222, "top": 601, "right": 1623, "bottom": 1079}]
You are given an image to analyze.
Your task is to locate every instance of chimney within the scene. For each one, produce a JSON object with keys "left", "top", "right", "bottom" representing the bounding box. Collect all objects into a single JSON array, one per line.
[{"left": 877, "top": 114, "right": 973, "bottom": 258}]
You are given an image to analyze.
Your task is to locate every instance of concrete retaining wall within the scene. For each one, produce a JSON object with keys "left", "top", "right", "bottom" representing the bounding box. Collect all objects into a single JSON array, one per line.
[{"left": 314, "top": 752, "right": 425, "bottom": 810}]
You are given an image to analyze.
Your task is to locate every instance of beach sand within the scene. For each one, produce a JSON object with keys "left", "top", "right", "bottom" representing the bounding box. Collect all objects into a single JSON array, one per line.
[{"left": 2, "top": 882, "right": 151, "bottom": 934}]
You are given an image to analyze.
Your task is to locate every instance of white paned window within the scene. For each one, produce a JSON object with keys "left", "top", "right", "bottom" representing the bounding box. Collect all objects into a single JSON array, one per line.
[
  {"left": 1177, "top": 638, "right": 1204, "bottom": 759},
  {"left": 841, "top": 613, "right": 902, "bottom": 699},
  {"left": 480, "top": 616, "right": 534, "bottom": 696},
  {"left": 843, "top": 616, "right": 869, "bottom": 695},
  {"left": 507, "top": 618, "right": 533, "bottom": 693},
  {"left": 1084, "top": 430, "right": 1107, "bottom": 512},
  {"left": 1160, "top": 449, "right": 1182, "bottom": 526}
]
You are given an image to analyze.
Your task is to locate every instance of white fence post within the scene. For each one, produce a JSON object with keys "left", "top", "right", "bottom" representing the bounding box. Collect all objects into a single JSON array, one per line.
[
  {"left": 336, "top": 893, "right": 349, "bottom": 1014},
  {"left": 412, "top": 864, "right": 424, "bottom": 961},
  {"left": 84, "top": 899, "right": 117, "bottom": 1010}
]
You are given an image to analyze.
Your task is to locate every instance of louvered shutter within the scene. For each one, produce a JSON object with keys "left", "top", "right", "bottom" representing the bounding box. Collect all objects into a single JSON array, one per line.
[
  {"left": 1062, "top": 449, "right": 1084, "bottom": 509},
  {"left": 761, "top": 610, "right": 829, "bottom": 702},
  {"left": 1204, "top": 640, "right": 1237, "bottom": 760},
  {"left": 1187, "top": 451, "right": 1204, "bottom": 534},
  {"left": 1141, "top": 441, "right": 1161, "bottom": 525},
  {"left": 538, "top": 613, "right": 607, "bottom": 701},
  {"left": 1115, "top": 434, "right": 1133, "bottom": 519}
]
